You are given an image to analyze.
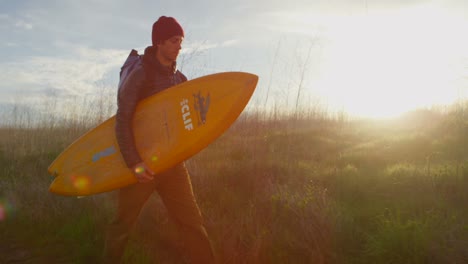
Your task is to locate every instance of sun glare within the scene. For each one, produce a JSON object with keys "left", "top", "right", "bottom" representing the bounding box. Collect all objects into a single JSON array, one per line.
[{"left": 295, "top": 4, "right": 467, "bottom": 118}]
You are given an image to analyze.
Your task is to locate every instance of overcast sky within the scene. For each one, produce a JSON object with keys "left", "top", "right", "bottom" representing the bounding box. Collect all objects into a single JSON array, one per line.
[{"left": 1, "top": 0, "right": 467, "bottom": 118}]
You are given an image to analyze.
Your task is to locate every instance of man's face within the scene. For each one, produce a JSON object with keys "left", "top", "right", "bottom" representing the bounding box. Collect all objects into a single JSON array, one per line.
[{"left": 157, "top": 35, "right": 183, "bottom": 63}]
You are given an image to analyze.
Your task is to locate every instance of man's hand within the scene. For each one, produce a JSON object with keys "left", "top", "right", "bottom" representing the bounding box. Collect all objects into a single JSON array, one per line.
[{"left": 131, "top": 162, "right": 155, "bottom": 183}]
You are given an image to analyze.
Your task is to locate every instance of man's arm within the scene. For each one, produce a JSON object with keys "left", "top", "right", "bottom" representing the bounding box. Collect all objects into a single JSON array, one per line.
[{"left": 115, "top": 68, "right": 148, "bottom": 172}]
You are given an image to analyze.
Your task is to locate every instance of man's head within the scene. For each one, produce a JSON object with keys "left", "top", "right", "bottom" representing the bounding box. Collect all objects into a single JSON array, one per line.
[
  {"left": 152, "top": 16, "right": 184, "bottom": 65},
  {"left": 152, "top": 16, "right": 184, "bottom": 45}
]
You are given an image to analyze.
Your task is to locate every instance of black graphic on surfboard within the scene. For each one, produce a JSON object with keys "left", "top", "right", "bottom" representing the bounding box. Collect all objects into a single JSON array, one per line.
[{"left": 193, "top": 91, "right": 210, "bottom": 125}]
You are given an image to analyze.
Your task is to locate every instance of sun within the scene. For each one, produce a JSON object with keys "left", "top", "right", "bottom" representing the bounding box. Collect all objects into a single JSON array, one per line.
[{"left": 310, "top": 5, "right": 468, "bottom": 119}]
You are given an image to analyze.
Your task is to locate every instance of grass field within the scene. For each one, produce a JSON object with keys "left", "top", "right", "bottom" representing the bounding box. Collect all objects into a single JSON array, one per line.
[{"left": 0, "top": 103, "right": 467, "bottom": 263}]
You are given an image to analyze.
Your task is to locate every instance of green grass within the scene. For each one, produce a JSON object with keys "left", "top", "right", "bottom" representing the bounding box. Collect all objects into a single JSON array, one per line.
[{"left": 1, "top": 106, "right": 468, "bottom": 263}]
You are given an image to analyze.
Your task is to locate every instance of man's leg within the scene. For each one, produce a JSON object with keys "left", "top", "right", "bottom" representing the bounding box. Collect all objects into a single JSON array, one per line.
[
  {"left": 103, "top": 182, "right": 155, "bottom": 263},
  {"left": 156, "top": 163, "right": 215, "bottom": 264}
]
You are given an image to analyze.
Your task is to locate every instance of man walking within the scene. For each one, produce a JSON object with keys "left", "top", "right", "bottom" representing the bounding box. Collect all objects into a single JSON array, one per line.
[{"left": 103, "top": 16, "right": 215, "bottom": 264}]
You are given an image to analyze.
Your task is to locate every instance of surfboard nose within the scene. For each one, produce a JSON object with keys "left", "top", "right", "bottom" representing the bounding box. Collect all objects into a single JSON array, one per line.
[{"left": 245, "top": 73, "right": 259, "bottom": 89}]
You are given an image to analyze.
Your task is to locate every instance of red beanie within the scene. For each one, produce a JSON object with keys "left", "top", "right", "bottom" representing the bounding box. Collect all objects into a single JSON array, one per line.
[{"left": 152, "top": 16, "right": 184, "bottom": 46}]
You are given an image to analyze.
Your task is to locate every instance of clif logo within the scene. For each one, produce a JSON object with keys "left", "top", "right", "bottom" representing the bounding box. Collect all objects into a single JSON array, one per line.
[{"left": 180, "top": 99, "right": 194, "bottom": 131}]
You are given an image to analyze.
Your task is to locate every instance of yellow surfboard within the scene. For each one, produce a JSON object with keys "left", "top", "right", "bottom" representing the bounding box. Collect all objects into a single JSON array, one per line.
[{"left": 48, "top": 72, "right": 258, "bottom": 196}]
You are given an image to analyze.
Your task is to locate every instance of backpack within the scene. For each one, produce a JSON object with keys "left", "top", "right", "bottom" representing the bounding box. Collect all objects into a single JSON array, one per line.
[{"left": 118, "top": 49, "right": 145, "bottom": 91}]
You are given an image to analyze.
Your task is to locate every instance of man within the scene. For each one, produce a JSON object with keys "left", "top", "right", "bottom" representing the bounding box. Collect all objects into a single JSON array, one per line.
[{"left": 103, "top": 16, "right": 215, "bottom": 264}]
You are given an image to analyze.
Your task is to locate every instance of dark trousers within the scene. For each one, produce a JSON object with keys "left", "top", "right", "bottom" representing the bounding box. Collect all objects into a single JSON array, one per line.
[{"left": 103, "top": 163, "right": 215, "bottom": 263}]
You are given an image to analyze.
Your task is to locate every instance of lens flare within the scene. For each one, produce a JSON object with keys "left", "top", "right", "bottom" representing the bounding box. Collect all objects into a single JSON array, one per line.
[
  {"left": 151, "top": 155, "right": 159, "bottom": 162},
  {"left": 0, "top": 203, "right": 5, "bottom": 221},
  {"left": 135, "top": 166, "right": 145, "bottom": 174},
  {"left": 71, "top": 175, "right": 91, "bottom": 191},
  {"left": 0, "top": 199, "right": 13, "bottom": 221}
]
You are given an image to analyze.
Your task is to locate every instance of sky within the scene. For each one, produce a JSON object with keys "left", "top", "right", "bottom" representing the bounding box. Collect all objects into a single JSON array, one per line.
[{"left": 1, "top": 0, "right": 467, "bottom": 119}]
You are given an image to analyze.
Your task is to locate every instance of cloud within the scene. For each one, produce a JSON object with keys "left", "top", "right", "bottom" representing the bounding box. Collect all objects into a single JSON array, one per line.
[
  {"left": 4, "top": 42, "right": 18, "bottom": 47},
  {"left": 182, "top": 39, "right": 239, "bottom": 55},
  {"left": 15, "top": 20, "right": 33, "bottom": 30},
  {"left": 0, "top": 37, "right": 241, "bottom": 104},
  {"left": 221, "top": 39, "right": 239, "bottom": 47},
  {"left": 0, "top": 46, "right": 128, "bottom": 103},
  {"left": 0, "top": 12, "right": 33, "bottom": 31}
]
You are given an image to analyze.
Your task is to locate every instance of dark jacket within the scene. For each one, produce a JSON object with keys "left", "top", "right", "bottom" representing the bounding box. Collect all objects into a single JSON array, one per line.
[{"left": 115, "top": 46, "right": 187, "bottom": 168}]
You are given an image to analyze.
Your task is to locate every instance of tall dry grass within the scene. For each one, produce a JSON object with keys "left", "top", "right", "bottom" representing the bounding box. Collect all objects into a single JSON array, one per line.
[{"left": 1, "top": 92, "right": 468, "bottom": 263}]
